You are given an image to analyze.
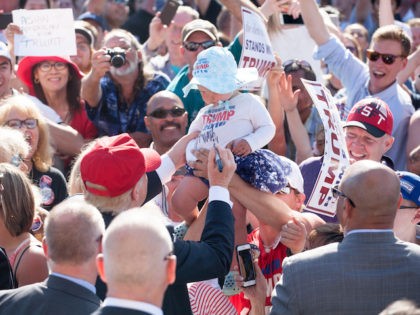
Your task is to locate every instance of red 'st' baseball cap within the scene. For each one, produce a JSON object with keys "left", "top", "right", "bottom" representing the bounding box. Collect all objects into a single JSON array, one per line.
[{"left": 344, "top": 97, "right": 393, "bottom": 138}]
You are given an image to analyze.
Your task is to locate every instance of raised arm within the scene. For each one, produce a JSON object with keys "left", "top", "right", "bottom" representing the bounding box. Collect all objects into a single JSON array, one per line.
[
  {"left": 397, "top": 48, "right": 420, "bottom": 85},
  {"left": 378, "top": 0, "right": 395, "bottom": 27},
  {"left": 173, "top": 146, "right": 236, "bottom": 283},
  {"left": 267, "top": 60, "right": 287, "bottom": 156},
  {"left": 48, "top": 121, "right": 85, "bottom": 156},
  {"left": 81, "top": 49, "right": 111, "bottom": 108},
  {"left": 279, "top": 73, "right": 313, "bottom": 164},
  {"left": 217, "top": 0, "right": 264, "bottom": 23},
  {"left": 299, "top": 0, "right": 331, "bottom": 45},
  {"left": 229, "top": 174, "right": 294, "bottom": 229}
]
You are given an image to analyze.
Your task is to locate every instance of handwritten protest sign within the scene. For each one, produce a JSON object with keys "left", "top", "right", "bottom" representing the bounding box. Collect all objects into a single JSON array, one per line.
[
  {"left": 303, "top": 79, "right": 350, "bottom": 217},
  {"left": 12, "top": 9, "right": 76, "bottom": 56},
  {"left": 240, "top": 7, "right": 276, "bottom": 90}
]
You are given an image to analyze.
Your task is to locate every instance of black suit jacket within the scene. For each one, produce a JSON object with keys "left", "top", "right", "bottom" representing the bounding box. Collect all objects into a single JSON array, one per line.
[
  {"left": 92, "top": 306, "right": 153, "bottom": 315},
  {"left": 163, "top": 200, "right": 234, "bottom": 315},
  {"left": 0, "top": 275, "right": 100, "bottom": 315},
  {"left": 97, "top": 171, "right": 235, "bottom": 315}
]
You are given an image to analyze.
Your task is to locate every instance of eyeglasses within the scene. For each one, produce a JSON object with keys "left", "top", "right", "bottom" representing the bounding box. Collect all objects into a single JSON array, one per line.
[
  {"left": 408, "top": 154, "right": 420, "bottom": 164},
  {"left": 366, "top": 50, "right": 405, "bottom": 65},
  {"left": 108, "top": 0, "right": 129, "bottom": 4},
  {"left": 10, "top": 154, "right": 24, "bottom": 168},
  {"left": 148, "top": 107, "right": 186, "bottom": 119},
  {"left": 276, "top": 185, "right": 301, "bottom": 196},
  {"left": 38, "top": 62, "right": 67, "bottom": 72},
  {"left": 283, "top": 59, "right": 313, "bottom": 73},
  {"left": 332, "top": 185, "right": 356, "bottom": 207},
  {"left": 4, "top": 118, "right": 38, "bottom": 129},
  {"left": 183, "top": 40, "right": 216, "bottom": 52}
]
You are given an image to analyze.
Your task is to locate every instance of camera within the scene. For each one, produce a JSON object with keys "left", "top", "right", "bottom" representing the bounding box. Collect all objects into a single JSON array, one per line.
[{"left": 106, "top": 47, "right": 126, "bottom": 68}]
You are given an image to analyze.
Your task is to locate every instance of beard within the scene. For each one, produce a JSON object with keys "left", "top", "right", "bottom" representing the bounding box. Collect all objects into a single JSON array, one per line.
[{"left": 110, "top": 58, "right": 138, "bottom": 76}]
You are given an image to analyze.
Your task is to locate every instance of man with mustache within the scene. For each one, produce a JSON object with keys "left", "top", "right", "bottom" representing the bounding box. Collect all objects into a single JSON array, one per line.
[
  {"left": 145, "top": 90, "right": 188, "bottom": 155},
  {"left": 144, "top": 90, "right": 188, "bottom": 223}
]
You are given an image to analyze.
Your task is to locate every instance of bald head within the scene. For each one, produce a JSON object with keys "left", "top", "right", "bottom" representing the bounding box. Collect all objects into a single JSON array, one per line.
[
  {"left": 146, "top": 90, "right": 184, "bottom": 113},
  {"left": 45, "top": 197, "right": 105, "bottom": 265},
  {"left": 100, "top": 208, "right": 175, "bottom": 302},
  {"left": 339, "top": 160, "right": 401, "bottom": 229}
]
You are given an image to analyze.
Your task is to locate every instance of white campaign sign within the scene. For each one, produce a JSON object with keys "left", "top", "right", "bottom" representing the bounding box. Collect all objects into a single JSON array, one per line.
[
  {"left": 240, "top": 7, "right": 276, "bottom": 90},
  {"left": 12, "top": 9, "right": 76, "bottom": 56},
  {"left": 302, "top": 79, "right": 350, "bottom": 217}
]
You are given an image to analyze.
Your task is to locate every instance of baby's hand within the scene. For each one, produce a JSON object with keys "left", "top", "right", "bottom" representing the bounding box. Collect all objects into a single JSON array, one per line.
[{"left": 230, "top": 139, "right": 252, "bottom": 157}]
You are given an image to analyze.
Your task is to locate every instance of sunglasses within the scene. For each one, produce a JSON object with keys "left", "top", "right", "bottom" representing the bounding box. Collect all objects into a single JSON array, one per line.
[
  {"left": 345, "top": 46, "right": 357, "bottom": 54},
  {"left": 183, "top": 40, "right": 216, "bottom": 52},
  {"left": 366, "top": 50, "right": 405, "bottom": 65},
  {"left": 148, "top": 107, "right": 186, "bottom": 119},
  {"left": 399, "top": 205, "right": 417, "bottom": 210},
  {"left": 332, "top": 185, "right": 356, "bottom": 208},
  {"left": 283, "top": 59, "right": 313, "bottom": 73},
  {"left": 4, "top": 118, "right": 38, "bottom": 129}
]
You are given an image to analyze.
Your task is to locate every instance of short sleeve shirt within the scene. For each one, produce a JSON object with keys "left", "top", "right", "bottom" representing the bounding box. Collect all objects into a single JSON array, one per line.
[{"left": 87, "top": 73, "right": 170, "bottom": 136}]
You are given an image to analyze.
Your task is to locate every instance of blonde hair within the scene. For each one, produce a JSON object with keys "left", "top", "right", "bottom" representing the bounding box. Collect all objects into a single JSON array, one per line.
[
  {"left": 0, "top": 95, "right": 53, "bottom": 172},
  {"left": 0, "top": 163, "right": 35, "bottom": 236},
  {"left": 371, "top": 24, "right": 412, "bottom": 57},
  {"left": 68, "top": 139, "right": 101, "bottom": 196},
  {"left": 45, "top": 198, "right": 105, "bottom": 264}
]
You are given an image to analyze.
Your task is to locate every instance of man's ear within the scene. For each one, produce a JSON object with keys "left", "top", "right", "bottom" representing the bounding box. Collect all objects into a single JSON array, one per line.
[
  {"left": 341, "top": 198, "right": 353, "bottom": 226},
  {"left": 96, "top": 254, "right": 106, "bottom": 283},
  {"left": 383, "top": 135, "right": 395, "bottom": 153},
  {"left": 42, "top": 238, "right": 48, "bottom": 258},
  {"left": 166, "top": 256, "right": 176, "bottom": 285},
  {"left": 144, "top": 116, "right": 151, "bottom": 131}
]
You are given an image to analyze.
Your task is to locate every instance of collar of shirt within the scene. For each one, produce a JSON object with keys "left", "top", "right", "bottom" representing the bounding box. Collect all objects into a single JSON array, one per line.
[
  {"left": 51, "top": 272, "right": 96, "bottom": 294},
  {"left": 345, "top": 229, "right": 393, "bottom": 237},
  {"left": 103, "top": 297, "right": 163, "bottom": 315}
]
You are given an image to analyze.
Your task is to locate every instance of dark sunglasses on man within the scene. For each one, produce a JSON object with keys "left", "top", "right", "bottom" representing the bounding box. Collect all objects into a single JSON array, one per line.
[
  {"left": 366, "top": 49, "right": 405, "bottom": 65},
  {"left": 183, "top": 40, "right": 216, "bottom": 52},
  {"left": 283, "top": 59, "right": 313, "bottom": 73},
  {"left": 148, "top": 107, "right": 186, "bottom": 119}
]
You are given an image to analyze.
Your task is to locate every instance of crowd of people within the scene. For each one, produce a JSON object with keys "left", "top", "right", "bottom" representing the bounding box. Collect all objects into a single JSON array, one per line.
[{"left": 0, "top": 0, "right": 419, "bottom": 314}]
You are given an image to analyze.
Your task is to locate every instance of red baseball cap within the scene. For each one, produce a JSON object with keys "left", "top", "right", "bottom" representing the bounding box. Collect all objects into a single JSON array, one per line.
[
  {"left": 80, "top": 134, "right": 161, "bottom": 197},
  {"left": 17, "top": 56, "right": 84, "bottom": 93},
  {"left": 344, "top": 97, "right": 393, "bottom": 138}
]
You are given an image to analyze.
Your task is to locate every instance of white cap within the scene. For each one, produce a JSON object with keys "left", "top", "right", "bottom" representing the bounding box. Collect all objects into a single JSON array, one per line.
[{"left": 279, "top": 155, "right": 304, "bottom": 193}]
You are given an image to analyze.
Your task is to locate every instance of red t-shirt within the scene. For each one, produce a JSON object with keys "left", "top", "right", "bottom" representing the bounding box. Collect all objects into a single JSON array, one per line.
[
  {"left": 70, "top": 101, "right": 97, "bottom": 140},
  {"left": 230, "top": 228, "right": 288, "bottom": 314}
]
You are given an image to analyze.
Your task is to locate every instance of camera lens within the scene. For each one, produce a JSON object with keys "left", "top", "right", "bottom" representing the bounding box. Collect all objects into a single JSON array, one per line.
[{"left": 110, "top": 55, "right": 125, "bottom": 68}]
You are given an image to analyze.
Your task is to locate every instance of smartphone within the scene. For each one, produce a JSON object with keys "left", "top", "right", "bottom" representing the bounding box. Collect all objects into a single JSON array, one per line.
[
  {"left": 282, "top": 14, "right": 304, "bottom": 25},
  {"left": 160, "top": 0, "right": 181, "bottom": 26},
  {"left": 236, "top": 244, "right": 256, "bottom": 287},
  {"left": 0, "top": 13, "right": 12, "bottom": 30}
]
